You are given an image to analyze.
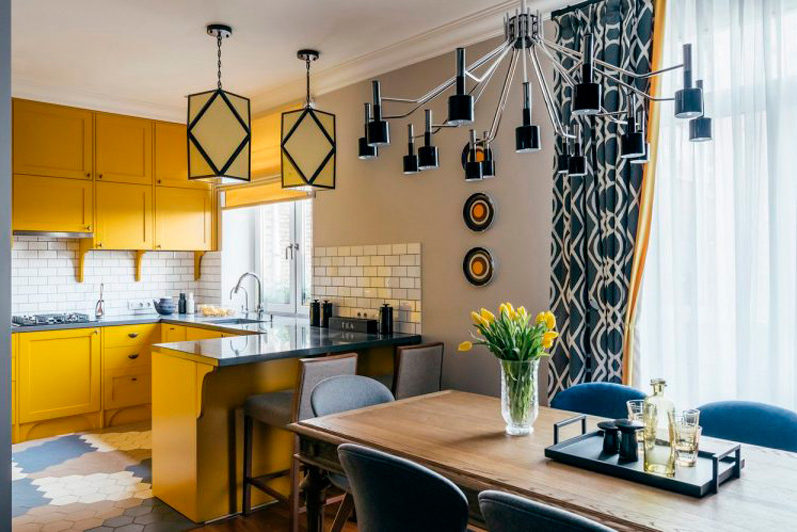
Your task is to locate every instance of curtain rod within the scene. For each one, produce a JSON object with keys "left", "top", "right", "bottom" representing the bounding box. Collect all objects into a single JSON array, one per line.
[{"left": 550, "top": 0, "right": 604, "bottom": 18}]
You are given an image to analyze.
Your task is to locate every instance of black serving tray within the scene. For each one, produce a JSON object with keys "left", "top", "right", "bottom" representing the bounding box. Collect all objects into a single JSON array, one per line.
[{"left": 544, "top": 415, "right": 744, "bottom": 498}]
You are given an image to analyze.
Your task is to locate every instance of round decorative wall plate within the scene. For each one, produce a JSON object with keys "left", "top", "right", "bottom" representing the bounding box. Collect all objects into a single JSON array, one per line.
[
  {"left": 463, "top": 192, "right": 495, "bottom": 232},
  {"left": 463, "top": 247, "right": 495, "bottom": 287}
]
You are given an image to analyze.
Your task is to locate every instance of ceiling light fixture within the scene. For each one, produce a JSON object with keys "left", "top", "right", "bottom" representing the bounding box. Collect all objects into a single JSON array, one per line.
[
  {"left": 358, "top": 0, "right": 711, "bottom": 175},
  {"left": 187, "top": 24, "right": 251, "bottom": 184},
  {"left": 403, "top": 124, "right": 420, "bottom": 174},
  {"left": 358, "top": 103, "right": 378, "bottom": 160},
  {"left": 281, "top": 49, "right": 337, "bottom": 190}
]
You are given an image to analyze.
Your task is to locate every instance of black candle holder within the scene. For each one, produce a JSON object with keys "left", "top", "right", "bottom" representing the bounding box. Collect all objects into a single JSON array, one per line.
[
  {"left": 597, "top": 420, "right": 620, "bottom": 455},
  {"left": 615, "top": 419, "right": 644, "bottom": 462}
]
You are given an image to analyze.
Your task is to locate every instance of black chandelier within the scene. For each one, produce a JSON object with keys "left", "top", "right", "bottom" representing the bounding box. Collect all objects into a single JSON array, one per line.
[{"left": 358, "top": 0, "right": 712, "bottom": 179}]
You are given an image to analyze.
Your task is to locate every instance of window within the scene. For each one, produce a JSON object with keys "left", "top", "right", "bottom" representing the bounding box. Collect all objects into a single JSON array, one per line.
[
  {"left": 637, "top": 0, "right": 797, "bottom": 410},
  {"left": 254, "top": 199, "right": 312, "bottom": 314}
]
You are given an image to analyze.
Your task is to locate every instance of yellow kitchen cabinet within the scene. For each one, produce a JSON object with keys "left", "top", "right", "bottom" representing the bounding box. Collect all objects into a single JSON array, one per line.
[
  {"left": 11, "top": 334, "right": 18, "bottom": 443},
  {"left": 155, "top": 187, "right": 213, "bottom": 251},
  {"left": 162, "top": 324, "right": 187, "bottom": 342},
  {"left": 155, "top": 121, "right": 209, "bottom": 189},
  {"left": 102, "top": 324, "right": 157, "bottom": 427},
  {"left": 12, "top": 99, "right": 93, "bottom": 180},
  {"left": 12, "top": 174, "right": 93, "bottom": 233},
  {"left": 105, "top": 368, "right": 151, "bottom": 410},
  {"left": 95, "top": 112, "right": 153, "bottom": 185},
  {"left": 185, "top": 327, "right": 224, "bottom": 341},
  {"left": 18, "top": 328, "right": 101, "bottom": 424},
  {"left": 95, "top": 181, "right": 154, "bottom": 250}
]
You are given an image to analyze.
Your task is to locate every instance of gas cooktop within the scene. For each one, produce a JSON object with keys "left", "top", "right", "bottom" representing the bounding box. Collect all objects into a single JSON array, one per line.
[{"left": 12, "top": 313, "right": 92, "bottom": 327}]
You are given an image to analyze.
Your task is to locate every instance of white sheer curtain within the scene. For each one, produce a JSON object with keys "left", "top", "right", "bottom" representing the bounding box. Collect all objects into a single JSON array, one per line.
[{"left": 637, "top": 0, "right": 797, "bottom": 410}]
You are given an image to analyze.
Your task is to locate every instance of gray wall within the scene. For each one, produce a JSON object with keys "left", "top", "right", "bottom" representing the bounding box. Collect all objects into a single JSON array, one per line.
[
  {"left": 1, "top": 0, "right": 11, "bottom": 526},
  {"left": 312, "top": 34, "right": 555, "bottom": 397}
]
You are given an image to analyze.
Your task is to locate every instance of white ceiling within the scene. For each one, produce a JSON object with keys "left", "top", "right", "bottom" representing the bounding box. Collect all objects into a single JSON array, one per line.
[{"left": 12, "top": 0, "right": 565, "bottom": 121}]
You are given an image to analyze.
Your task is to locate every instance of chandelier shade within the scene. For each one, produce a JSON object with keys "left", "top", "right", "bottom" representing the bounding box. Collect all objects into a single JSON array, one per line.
[
  {"left": 188, "top": 24, "right": 251, "bottom": 184},
  {"left": 630, "top": 142, "right": 650, "bottom": 165},
  {"left": 281, "top": 49, "right": 337, "bottom": 190},
  {"left": 621, "top": 130, "right": 646, "bottom": 159},
  {"left": 358, "top": 103, "right": 378, "bottom": 159},
  {"left": 689, "top": 116, "right": 712, "bottom": 142},
  {"left": 402, "top": 124, "right": 419, "bottom": 174},
  {"left": 417, "top": 109, "right": 439, "bottom": 170},
  {"left": 367, "top": 81, "right": 390, "bottom": 146},
  {"left": 481, "top": 145, "right": 495, "bottom": 178},
  {"left": 556, "top": 153, "right": 569, "bottom": 174}
]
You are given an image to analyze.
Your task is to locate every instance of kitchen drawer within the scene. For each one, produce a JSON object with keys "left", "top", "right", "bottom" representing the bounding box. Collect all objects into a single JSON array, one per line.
[
  {"left": 104, "top": 345, "right": 151, "bottom": 372},
  {"left": 105, "top": 368, "right": 151, "bottom": 410},
  {"left": 103, "top": 324, "right": 158, "bottom": 348},
  {"left": 161, "top": 324, "right": 187, "bottom": 343}
]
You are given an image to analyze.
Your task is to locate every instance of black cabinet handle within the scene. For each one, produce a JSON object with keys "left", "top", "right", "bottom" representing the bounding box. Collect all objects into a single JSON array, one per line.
[
  {"left": 128, "top": 354, "right": 139, "bottom": 360},
  {"left": 132, "top": 377, "right": 138, "bottom": 382},
  {"left": 128, "top": 332, "right": 139, "bottom": 338}
]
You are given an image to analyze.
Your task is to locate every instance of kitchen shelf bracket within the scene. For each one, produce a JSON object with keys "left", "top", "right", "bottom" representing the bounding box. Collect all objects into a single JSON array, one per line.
[
  {"left": 76, "top": 239, "right": 92, "bottom": 283},
  {"left": 194, "top": 251, "right": 205, "bottom": 281}
]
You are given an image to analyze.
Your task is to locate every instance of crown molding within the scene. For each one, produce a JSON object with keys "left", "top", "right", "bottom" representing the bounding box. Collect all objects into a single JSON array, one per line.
[{"left": 12, "top": 78, "right": 185, "bottom": 122}]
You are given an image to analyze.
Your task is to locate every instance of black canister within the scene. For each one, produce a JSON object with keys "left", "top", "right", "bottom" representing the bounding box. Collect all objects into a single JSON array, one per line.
[
  {"left": 379, "top": 303, "right": 394, "bottom": 335},
  {"left": 321, "top": 300, "right": 333, "bottom": 328},
  {"left": 615, "top": 419, "right": 644, "bottom": 462},
  {"left": 310, "top": 299, "right": 321, "bottom": 327},
  {"left": 597, "top": 421, "right": 620, "bottom": 455},
  {"left": 178, "top": 293, "right": 187, "bottom": 314}
]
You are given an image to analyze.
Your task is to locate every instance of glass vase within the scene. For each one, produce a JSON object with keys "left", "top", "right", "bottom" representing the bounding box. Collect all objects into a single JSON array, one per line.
[{"left": 500, "top": 358, "right": 540, "bottom": 436}]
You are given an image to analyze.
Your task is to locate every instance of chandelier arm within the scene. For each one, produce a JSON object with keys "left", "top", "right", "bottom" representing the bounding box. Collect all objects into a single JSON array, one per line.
[
  {"left": 592, "top": 68, "right": 674, "bottom": 102},
  {"left": 534, "top": 39, "right": 577, "bottom": 87},
  {"left": 529, "top": 48, "right": 570, "bottom": 138},
  {"left": 486, "top": 49, "right": 519, "bottom": 142},
  {"left": 465, "top": 43, "right": 513, "bottom": 84},
  {"left": 471, "top": 49, "right": 508, "bottom": 104},
  {"left": 381, "top": 40, "right": 510, "bottom": 105}
]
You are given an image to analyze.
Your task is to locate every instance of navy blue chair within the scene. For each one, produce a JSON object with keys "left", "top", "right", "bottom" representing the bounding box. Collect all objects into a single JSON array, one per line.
[
  {"left": 698, "top": 401, "right": 797, "bottom": 452},
  {"left": 338, "top": 443, "right": 469, "bottom": 532},
  {"left": 479, "top": 490, "right": 616, "bottom": 532},
  {"left": 551, "top": 382, "right": 646, "bottom": 419}
]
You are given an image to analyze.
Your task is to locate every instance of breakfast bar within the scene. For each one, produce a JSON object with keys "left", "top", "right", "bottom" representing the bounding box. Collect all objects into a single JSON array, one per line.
[{"left": 150, "top": 318, "right": 421, "bottom": 523}]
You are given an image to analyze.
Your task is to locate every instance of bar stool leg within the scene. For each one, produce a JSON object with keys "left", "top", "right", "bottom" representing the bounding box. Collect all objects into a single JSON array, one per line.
[
  {"left": 289, "top": 435, "right": 301, "bottom": 532},
  {"left": 242, "top": 414, "right": 253, "bottom": 516}
]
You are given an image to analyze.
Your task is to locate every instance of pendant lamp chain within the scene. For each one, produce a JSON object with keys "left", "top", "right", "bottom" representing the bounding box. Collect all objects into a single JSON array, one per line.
[{"left": 217, "top": 33, "right": 223, "bottom": 89}]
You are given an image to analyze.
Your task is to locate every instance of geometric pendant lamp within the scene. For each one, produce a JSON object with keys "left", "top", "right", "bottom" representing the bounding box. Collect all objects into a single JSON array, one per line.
[
  {"left": 188, "top": 24, "right": 251, "bottom": 184},
  {"left": 281, "top": 49, "right": 336, "bottom": 190}
]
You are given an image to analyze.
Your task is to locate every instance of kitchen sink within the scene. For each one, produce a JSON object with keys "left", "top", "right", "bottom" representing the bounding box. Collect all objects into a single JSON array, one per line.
[{"left": 206, "top": 318, "right": 264, "bottom": 325}]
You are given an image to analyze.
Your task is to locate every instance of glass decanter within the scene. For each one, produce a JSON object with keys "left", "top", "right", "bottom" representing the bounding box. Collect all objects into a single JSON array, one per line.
[{"left": 642, "top": 378, "right": 676, "bottom": 476}]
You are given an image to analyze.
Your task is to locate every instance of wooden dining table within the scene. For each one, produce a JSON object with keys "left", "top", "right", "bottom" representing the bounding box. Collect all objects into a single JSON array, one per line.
[{"left": 288, "top": 390, "right": 797, "bottom": 532}]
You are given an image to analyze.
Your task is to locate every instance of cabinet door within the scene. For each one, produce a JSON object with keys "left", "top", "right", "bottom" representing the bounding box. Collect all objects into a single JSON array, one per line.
[
  {"left": 12, "top": 334, "right": 18, "bottom": 427},
  {"left": 95, "top": 181, "right": 153, "bottom": 249},
  {"left": 95, "top": 113, "right": 153, "bottom": 185},
  {"left": 185, "top": 327, "right": 224, "bottom": 341},
  {"left": 13, "top": 99, "right": 93, "bottom": 180},
  {"left": 105, "top": 368, "right": 151, "bottom": 409},
  {"left": 18, "top": 328, "right": 101, "bottom": 423},
  {"left": 161, "top": 324, "right": 187, "bottom": 343},
  {"left": 154, "top": 121, "right": 209, "bottom": 189},
  {"left": 155, "top": 187, "right": 213, "bottom": 251},
  {"left": 12, "top": 174, "right": 93, "bottom": 233}
]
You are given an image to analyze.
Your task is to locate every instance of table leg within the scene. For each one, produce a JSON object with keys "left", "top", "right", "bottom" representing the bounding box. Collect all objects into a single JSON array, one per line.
[{"left": 301, "top": 464, "right": 329, "bottom": 532}]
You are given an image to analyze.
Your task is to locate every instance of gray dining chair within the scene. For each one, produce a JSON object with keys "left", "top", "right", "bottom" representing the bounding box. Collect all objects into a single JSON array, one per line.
[
  {"left": 310, "top": 375, "right": 396, "bottom": 531},
  {"left": 242, "top": 352, "right": 357, "bottom": 532},
  {"left": 338, "top": 443, "right": 469, "bottom": 532},
  {"left": 375, "top": 342, "right": 445, "bottom": 399},
  {"left": 478, "top": 490, "right": 616, "bottom": 532}
]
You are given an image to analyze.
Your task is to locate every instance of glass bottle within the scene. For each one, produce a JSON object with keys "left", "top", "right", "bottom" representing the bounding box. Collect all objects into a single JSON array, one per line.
[{"left": 643, "top": 378, "right": 676, "bottom": 476}]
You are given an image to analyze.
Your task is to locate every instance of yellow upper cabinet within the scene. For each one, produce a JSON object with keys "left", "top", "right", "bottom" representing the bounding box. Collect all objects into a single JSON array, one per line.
[
  {"left": 155, "top": 187, "right": 213, "bottom": 251},
  {"left": 155, "top": 121, "right": 209, "bottom": 189},
  {"left": 13, "top": 99, "right": 94, "bottom": 180},
  {"left": 95, "top": 181, "right": 154, "bottom": 250},
  {"left": 12, "top": 174, "right": 93, "bottom": 233},
  {"left": 18, "top": 328, "right": 102, "bottom": 424},
  {"left": 95, "top": 113, "right": 153, "bottom": 185}
]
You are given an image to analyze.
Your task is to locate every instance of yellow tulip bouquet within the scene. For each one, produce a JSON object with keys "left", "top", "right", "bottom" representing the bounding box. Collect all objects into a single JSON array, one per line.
[{"left": 459, "top": 303, "right": 558, "bottom": 435}]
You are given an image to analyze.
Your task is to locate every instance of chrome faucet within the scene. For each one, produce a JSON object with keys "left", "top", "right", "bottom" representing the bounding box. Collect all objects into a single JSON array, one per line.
[{"left": 231, "top": 272, "right": 271, "bottom": 322}]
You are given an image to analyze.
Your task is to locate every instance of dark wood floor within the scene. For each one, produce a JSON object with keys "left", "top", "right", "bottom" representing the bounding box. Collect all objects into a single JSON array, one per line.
[{"left": 192, "top": 503, "right": 357, "bottom": 532}]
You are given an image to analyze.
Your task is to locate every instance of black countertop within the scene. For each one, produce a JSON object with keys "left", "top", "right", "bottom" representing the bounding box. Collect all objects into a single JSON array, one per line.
[{"left": 12, "top": 314, "right": 422, "bottom": 368}]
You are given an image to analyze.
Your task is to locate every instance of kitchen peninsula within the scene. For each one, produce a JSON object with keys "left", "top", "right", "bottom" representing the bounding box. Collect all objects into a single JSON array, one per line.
[{"left": 150, "top": 316, "right": 421, "bottom": 523}]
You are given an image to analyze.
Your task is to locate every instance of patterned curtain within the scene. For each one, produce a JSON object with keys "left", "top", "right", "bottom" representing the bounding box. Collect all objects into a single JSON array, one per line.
[{"left": 548, "top": 0, "right": 654, "bottom": 400}]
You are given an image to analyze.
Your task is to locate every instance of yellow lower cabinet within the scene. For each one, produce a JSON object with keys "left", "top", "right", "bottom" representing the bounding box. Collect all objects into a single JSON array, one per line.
[
  {"left": 105, "top": 368, "right": 151, "bottom": 410},
  {"left": 12, "top": 174, "right": 93, "bottom": 234},
  {"left": 161, "top": 324, "right": 187, "bottom": 342},
  {"left": 155, "top": 187, "right": 213, "bottom": 251},
  {"left": 185, "top": 327, "right": 224, "bottom": 341},
  {"left": 11, "top": 334, "right": 18, "bottom": 443},
  {"left": 94, "top": 181, "right": 153, "bottom": 250},
  {"left": 18, "top": 328, "right": 102, "bottom": 441}
]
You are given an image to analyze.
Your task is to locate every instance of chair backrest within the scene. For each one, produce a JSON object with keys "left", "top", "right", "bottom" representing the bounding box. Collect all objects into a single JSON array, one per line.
[
  {"left": 311, "top": 375, "right": 395, "bottom": 417},
  {"left": 551, "top": 382, "right": 646, "bottom": 419},
  {"left": 338, "top": 443, "right": 469, "bottom": 532},
  {"left": 478, "top": 490, "right": 616, "bottom": 532},
  {"left": 292, "top": 353, "right": 358, "bottom": 422},
  {"left": 394, "top": 342, "right": 444, "bottom": 399},
  {"left": 698, "top": 401, "right": 797, "bottom": 452}
]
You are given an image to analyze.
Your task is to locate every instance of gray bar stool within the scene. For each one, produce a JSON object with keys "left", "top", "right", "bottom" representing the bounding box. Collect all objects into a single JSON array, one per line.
[
  {"left": 242, "top": 352, "right": 357, "bottom": 531},
  {"left": 375, "top": 342, "right": 444, "bottom": 399},
  {"left": 478, "top": 490, "right": 616, "bottom": 532}
]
